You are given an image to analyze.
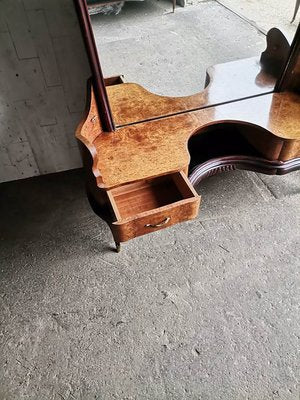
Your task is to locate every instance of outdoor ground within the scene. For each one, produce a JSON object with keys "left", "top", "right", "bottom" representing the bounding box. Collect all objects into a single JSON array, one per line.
[{"left": 0, "top": 1, "right": 299, "bottom": 399}]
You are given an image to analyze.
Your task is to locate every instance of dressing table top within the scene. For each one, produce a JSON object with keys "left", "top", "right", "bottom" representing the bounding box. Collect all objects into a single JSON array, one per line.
[{"left": 77, "top": 90, "right": 300, "bottom": 189}]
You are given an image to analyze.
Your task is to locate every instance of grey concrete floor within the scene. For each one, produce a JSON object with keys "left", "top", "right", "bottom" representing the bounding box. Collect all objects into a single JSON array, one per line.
[{"left": 1, "top": 1, "right": 300, "bottom": 399}]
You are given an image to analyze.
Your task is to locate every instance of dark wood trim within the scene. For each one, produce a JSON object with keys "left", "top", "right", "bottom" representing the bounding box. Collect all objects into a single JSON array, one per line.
[
  {"left": 73, "top": 0, "right": 115, "bottom": 132},
  {"left": 189, "top": 156, "right": 300, "bottom": 186},
  {"left": 275, "top": 23, "right": 300, "bottom": 92},
  {"left": 260, "top": 28, "right": 290, "bottom": 77}
]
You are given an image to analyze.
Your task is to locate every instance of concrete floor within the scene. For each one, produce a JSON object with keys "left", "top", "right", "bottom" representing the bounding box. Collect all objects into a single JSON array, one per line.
[
  {"left": 216, "top": 0, "right": 299, "bottom": 41},
  {"left": 1, "top": 1, "right": 300, "bottom": 399}
]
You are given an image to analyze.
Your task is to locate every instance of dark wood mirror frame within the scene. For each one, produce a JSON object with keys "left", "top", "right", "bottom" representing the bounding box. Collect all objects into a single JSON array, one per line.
[
  {"left": 74, "top": 0, "right": 115, "bottom": 132},
  {"left": 73, "top": 0, "right": 300, "bottom": 251}
]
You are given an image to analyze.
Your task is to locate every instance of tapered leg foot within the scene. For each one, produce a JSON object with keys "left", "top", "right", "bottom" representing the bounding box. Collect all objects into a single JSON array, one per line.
[{"left": 115, "top": 242, "right": 121, "bottom": 253}]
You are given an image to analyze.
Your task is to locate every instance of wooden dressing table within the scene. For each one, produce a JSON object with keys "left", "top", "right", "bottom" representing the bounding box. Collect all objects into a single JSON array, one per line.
[{"left": 74, "top": 0, "right": 300, "bottom": 251}]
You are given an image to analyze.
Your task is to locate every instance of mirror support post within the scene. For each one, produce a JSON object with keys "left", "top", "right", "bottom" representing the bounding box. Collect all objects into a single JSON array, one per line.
[
  {"left": 74, "top": 0, "right": 115, "bottom": 132},
  {"left": 275, "top": 24, "right": 300, "bottom": 93}
]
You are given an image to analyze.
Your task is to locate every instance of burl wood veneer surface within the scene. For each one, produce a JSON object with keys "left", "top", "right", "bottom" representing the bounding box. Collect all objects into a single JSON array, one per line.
[
  {"left": 107, "top": 57, "right": 276, "bottom": 127},
  {"left": 111, "top": 197, "right": 200, "bottom": 242},
  {"left": 87, "top": 92, "right": 300, "bottom": 188}
]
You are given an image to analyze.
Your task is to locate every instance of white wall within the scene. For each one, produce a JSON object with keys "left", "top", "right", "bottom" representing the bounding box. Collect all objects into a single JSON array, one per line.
[{"left": 0, "top": 0, "right": 91, "bottom": 183}]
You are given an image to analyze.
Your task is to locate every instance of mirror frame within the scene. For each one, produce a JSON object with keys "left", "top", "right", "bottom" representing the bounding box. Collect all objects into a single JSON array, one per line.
[{"left": 74, "top": 0, "right": 115, "bottom": 131}]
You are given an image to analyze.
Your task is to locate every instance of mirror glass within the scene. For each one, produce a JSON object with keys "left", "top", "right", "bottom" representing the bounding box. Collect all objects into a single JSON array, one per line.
[{"left": 86, "top": 0, "right": 299, "bottom": 125}]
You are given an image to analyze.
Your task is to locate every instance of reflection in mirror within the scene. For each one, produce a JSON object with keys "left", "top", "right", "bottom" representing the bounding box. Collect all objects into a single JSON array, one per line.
[
  {"left": 88, "top": 0, "right": 298, "bottom": 96},
  {"left": 84, "top": 0, "right": 299, "bottom": 127}
]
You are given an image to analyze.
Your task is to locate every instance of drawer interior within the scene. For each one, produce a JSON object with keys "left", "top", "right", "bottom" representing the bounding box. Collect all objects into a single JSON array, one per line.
[{"left": 108, "top": 171, "right": 197, "bottom": 220}]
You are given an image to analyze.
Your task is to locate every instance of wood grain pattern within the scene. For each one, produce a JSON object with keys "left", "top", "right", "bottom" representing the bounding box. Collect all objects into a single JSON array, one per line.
[
  {"left": 110, "top": 195, "right": 200, "bottom": 243},
  {"left": 75, "top": 82, "right": 106, "bottom": 186},
  {"left": 107, "top": 57, "right": 277, "bottom": 127},
  {"left": 99, "top": 171, "right": 200, "bottom": 243},
  {"left": 280, "top": 139, "right": 300, "bottom": 161},
  {"left": 77, "top": 91, "right": 300, "bottom": 189},
  {"left": 108, "top": 171, "right": 199, "bottom": 220}
]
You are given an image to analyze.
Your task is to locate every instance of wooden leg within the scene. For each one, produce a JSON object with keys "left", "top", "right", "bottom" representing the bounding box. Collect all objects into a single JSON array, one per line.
[
  {"left": 173, "top": 0, "right": 176, "bottom": 13},
  {"left": 115, "top": 242, "right": 121, "bottom": 253},
  {"left": 291, "top": 0, "right": 300, "bottom": 22}
]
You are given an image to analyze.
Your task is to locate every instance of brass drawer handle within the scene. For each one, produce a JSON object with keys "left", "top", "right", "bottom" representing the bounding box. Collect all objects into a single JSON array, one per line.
[{"left": 145, "top": 217, "right": 170, "bottom": 228}]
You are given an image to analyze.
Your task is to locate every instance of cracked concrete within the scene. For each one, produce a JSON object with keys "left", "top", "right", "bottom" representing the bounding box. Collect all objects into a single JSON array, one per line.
[{"left": 1, "top": 1, "right": 300, "bottom": 399}]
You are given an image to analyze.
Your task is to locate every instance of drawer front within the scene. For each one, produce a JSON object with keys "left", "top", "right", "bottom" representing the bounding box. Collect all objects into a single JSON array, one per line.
[{"left": 111, "top": 197, "right": 200, "bottom": 243}]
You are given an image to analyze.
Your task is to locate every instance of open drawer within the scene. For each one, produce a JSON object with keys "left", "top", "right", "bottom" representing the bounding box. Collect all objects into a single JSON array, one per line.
[{"left": 107, "top": 171, "right": 201, "bottom": 243}]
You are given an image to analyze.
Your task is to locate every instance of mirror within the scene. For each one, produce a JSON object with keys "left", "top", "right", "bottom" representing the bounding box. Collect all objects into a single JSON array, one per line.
[
  {"left": 76, "top": 0, "right": 299, "bottom": 129},
  {"left": 88, "top": 0, "right": 298, "bottom": 96}
]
